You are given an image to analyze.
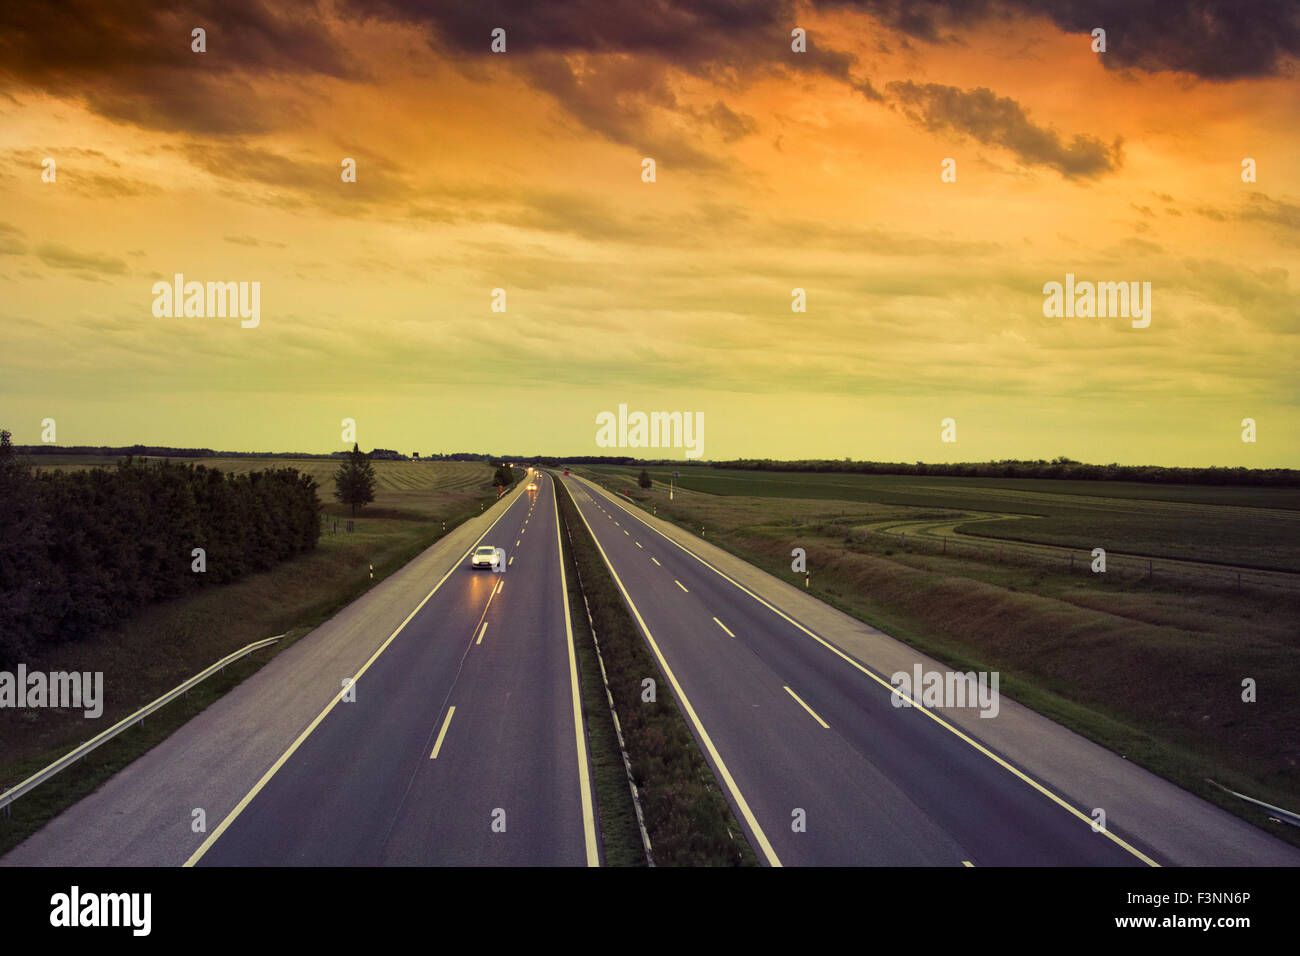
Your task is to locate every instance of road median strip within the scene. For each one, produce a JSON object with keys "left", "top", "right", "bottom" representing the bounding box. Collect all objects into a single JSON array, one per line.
[{"left": 556, "top": 476, "right": 759, "bottom": 866}]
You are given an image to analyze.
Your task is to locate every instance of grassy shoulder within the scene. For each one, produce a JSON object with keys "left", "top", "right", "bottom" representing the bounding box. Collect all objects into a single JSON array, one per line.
[
  {"left": 0, "top": 486, "right": 499, "bottom": 858},
  {"left": 556, "top": 477, "right": 758, "bottom": 866},
  {"left": 579, "top": 469, "right": 1300, "bottom": 851}
]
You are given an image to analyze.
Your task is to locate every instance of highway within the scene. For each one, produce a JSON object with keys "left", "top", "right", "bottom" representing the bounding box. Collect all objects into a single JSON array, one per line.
[
  {"left": 6, "top": 466, "right": 1299, "bottom": 868},
  {"left": 557, "top": 471, "right": 1300, "bottom": 867},
  {"left": 1, "top": 472, "right": 597, "bottom": 867},
  {"left": 190, "top": 471, "right": 596, "bottom": 865}
]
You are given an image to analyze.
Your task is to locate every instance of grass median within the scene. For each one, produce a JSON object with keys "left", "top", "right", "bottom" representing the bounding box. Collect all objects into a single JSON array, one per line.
[{"left": 556, "top": 477, "right": 758, "bottom": 866}]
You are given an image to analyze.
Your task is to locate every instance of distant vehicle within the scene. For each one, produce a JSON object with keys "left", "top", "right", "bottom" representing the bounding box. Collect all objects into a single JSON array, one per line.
[
  {"left": 526, "top": 483, "right": 538, "bottom": 491},
  {"left": 563, "top": 470, "right": 570, "bottom": 475},
  {"left": 471, "top": 545, "right": 499, "bottom": 569}
]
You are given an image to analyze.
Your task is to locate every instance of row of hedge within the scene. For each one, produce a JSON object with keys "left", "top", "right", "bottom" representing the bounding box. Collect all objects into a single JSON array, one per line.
[
  {"left": 0, "top": 432, "right": 320, "bottom": 662},
  {"left": 714, "top": 457, "right": 1300, "bottom": 486}
]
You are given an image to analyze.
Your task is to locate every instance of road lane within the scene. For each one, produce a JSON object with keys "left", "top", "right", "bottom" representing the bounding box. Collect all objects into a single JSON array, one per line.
[
  {"left": 195, "top": 472, "right": 596, "bottom": 866},
  {"left": 561, "top": 473, "right": 1152, "bottom": 866}
]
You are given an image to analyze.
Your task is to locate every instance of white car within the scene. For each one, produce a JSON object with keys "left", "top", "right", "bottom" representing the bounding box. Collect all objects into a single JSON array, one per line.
[{"left": 471, "top": 545, "right": 499, "bottom": 569}]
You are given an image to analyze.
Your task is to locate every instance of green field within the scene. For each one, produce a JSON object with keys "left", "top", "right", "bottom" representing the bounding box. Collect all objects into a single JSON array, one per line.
[
  {"left": 580, "top": 464, "right": 1300, "bottom": 840},
  {"left": 31, "top": 456, "right": 495, "bottom": 518},
  {"left": 598, "top": 466, "right": 1300, "bottom": 573}
]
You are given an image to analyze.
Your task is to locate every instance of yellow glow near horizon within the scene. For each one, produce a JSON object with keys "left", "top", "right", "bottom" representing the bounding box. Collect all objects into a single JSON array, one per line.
[{"left": 1, "top": 4, "right": 1296, "bottom": 466}]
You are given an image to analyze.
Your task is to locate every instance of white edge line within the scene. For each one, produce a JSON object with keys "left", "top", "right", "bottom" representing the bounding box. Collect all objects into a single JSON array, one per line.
[
  {"left": 561, "top": 475, "right": 781, "bottom": 867},
  {"left": 554, "top": 475, "right": 601, "bottom": 867},
  {"left": 783, "top": 685, "right": 829, "bottom": 729},
  {"left": 184, "top": 483, "right": 529, "bottom": 866},
  {"left": 430, "top": 706, "right": 456, "bottom": 758},
  {"left": 573, "top": 473, "right": 1159, "bottom": 868}
]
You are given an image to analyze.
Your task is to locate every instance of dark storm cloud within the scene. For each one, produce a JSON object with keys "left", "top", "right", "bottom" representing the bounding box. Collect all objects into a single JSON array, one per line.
[
  {"left": 343, "top": 0, "right": 880, "bottom": 160},
  {"left": 0, "top": 0, "right": 354, "bottom": 134},
  {"left": 888, "top": 81, "right": 1122, "bottom": 178},
  {"left": 518, "top": 53, "right": 727, "bottom": 170},
  {"left": 357, "top": 0, "right": 1297, "bottom": 83},
  {"left": 349, "top": 0, "right": 788, "bottom": 60},
  {"left": 818, "top": 0, "right": 1300, "bottom": 80},
  {"left": 2, "top": 0, "right": 1285, "bottom": 160},
  {"left": 348, "top": 0, "right": 879, "bottom": 89}
]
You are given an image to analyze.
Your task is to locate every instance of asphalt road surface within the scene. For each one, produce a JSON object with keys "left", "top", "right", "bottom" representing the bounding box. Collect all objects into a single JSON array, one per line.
[
  {"left": 7, "top": 467, "right": 1298, "bottom": 868},
  {"left": 189, "top": 472, "right": 597, "bottom": 865},
  {"left": 559, "top": 472, "right": 1300, "bottom": 867}
]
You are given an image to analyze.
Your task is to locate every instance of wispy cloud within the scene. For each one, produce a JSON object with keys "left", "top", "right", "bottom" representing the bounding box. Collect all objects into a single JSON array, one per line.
[
  {"left": 887, "top": 81, "right": 1122, "bottom": 179},
  {"left": 35, "top": 242, "right": 128, "bottom": 275}
]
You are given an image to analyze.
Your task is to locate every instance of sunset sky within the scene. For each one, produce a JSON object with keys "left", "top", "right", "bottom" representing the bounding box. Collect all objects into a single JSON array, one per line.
[{"left": 1, "top": 1, "right": 1297, "bottom": 465}]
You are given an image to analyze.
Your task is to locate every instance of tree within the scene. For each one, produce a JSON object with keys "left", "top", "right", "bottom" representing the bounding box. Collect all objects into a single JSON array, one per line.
[
  {"left": 492, "top": 463, "right": 515, "bottom": 489},
  {"left": 638, "top": 468, "right": 652, "bottom": 489},
  {"left": 334, "top": 443, "right": 376, "bottom": 516},
  {"left": 0, "top": 429, "right": 52, "bottom": 663}
]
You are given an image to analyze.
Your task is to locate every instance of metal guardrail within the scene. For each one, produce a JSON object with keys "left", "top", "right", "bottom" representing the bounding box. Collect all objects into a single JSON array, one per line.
[
  {"left": 1206, "top": 779, "right": 1300, "bottom": 828},
  {"left": 1, "top": 634, "right": 284, "bottom": 816}
]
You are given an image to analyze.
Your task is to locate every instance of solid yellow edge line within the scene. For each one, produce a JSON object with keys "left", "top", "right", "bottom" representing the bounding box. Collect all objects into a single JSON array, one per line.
[
  {"left": 575, "top": 474, "right": 1160, "bottom": 868},
  {"left": 554, "top": 477, "right": 600, "bottom": 867},
  {"left": 183, "top": 483, "right": 528, "bottom": 867},
  {"left": 563, "top": 476, "right": 781, "bottom": 867}
]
